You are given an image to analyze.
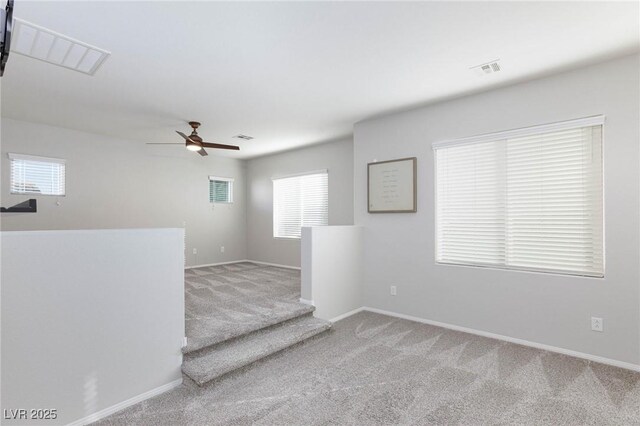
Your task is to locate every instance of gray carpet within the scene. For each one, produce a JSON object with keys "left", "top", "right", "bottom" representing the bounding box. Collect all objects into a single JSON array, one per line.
[
  {"left": 184, "top": 262, "right": 313, "bottom": 354},
  {"left": 96, "top": 309, "right": 640, "bottom": 425},
  {"left": 183, "top": 315, "right": 331, "bottom": 386}
]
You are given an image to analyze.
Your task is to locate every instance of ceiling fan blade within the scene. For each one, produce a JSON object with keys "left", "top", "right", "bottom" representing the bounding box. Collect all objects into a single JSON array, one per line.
[
  {"left": 176, "top": 131, "right": 194, "bottom": 142},
  {"left": 200, "top": 142, "right": 240, "bottom": 150},
  {"left": 198, "top": 147, "right": 208, "bottom": 156}
]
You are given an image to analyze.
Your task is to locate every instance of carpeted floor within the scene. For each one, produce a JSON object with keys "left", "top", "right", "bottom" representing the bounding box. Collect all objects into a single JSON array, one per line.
[{"left": 97, "top": 303, "right": 640, "bottom": 424}]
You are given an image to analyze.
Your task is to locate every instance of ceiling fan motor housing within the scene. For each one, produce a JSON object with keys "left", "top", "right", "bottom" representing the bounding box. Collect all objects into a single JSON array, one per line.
[{"left": 188, "top": 121, "right": 203, "bottom": 141}]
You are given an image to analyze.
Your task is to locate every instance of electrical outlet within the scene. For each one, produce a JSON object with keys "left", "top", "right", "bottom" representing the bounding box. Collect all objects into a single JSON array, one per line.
[
  {"left": 182, "top": 337, "right": 188, "bottom": 348},
  {"left": 591, "top": 317, "right": 604, "bottom": 332},
  {"left": 220, "top": 246, "right": 225, "bottom": 253},
  {"left": 390, "top": 285, "right": 397, "bottom": 296},
  {"left": 192, "top": 248, "right": 197, "bottom": 255}
]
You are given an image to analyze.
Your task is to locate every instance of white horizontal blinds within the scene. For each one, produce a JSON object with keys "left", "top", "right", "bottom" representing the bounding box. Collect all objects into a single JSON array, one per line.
[
  {"left": 436, "top": 140, "right": 506, "bottom": 266},
  {"left": 435, "top": 119, "right": 604, "bottom": 277},
  {"left": 274, "top": 176, "right": 302, "bottom": 238},
  {"left": 273, "top": 172, "right": 328, "bottom": 238},
  {"left": 9, "top": 154, "right": 66, "bottom": 195},
  {"left": 300, "top": 173, "right": 329, "bottom": 229},
  {"left": 209, "top": 181, "right": 230, "bottom": 202},
  {"left": 210, "top": 181, "right": 229, "bottom": 202},
  {"left": 506, "top": 126, "right": 603, "bottom": 276},
  {"left": 208, "top": 176, "right": 233, "bottom": 203}
]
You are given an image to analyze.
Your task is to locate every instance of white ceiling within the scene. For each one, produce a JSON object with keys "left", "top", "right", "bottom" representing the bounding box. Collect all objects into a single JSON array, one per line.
[{"left": 2, "top": 1, "right": 638, "bottom": 159}]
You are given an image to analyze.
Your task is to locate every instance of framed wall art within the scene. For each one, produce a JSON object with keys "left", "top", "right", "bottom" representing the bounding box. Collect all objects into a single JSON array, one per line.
[{"left": 367, "top": 157, "right": 417, "bottom": 213}]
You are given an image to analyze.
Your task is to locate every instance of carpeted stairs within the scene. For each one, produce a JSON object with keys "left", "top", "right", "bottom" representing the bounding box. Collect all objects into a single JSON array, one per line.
[{"left": 182, "top": 262, "right": 331, "bottom": 386}]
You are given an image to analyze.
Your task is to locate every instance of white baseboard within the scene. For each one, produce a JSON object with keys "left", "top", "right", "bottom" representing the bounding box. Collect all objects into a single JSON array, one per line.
[
  {"left": 185, "top": 259, "right": 248, "bottom": 269},
  {"left": 330, "top": 307, "right": 365, "bottom": 323},
  {"left": 362, "top": 306, "right": 640, "bottom": 373},
  {"left": 186, "top": 259, "right": 301, "bottom": 271},
  {"left": 67, "top": 378, "right": 183, "bottom": 426},
  {"left": 248, "top": 260, "right": 301, "bottom": 270},
  {"left": 299, "top": 298, "right": 314, "bottom": 306}
]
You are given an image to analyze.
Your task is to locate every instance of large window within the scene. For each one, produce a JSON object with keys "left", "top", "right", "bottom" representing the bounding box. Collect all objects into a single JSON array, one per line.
[
  {"left": 9, "top": 153, "right": 66, "bottom": 196},
  {"left": 209, "top": 176, "right": 233, "bottom": 203},
  {"left": 434, "top": 116, "right": 604, "bottom": 277},
  {"left": 273, "top": 171, "right": 328, "bottom": 239}
]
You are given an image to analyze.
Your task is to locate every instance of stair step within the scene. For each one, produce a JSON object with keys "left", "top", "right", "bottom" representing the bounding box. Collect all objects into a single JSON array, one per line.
[
  {"left": 184, "top": 301, "right": 315, "bottom": 354},
  {"left": 182, "top": 316, "right": 331, "bottom": 386}
]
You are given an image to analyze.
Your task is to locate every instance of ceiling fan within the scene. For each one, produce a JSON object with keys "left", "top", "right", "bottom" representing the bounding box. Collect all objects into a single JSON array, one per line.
[{"left": 147, "top": 122, "right": 240, "bottom": 156}]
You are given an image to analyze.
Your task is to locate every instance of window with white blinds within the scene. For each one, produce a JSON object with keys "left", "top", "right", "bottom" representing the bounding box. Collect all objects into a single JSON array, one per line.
[
  {"left": 9, "top": 153, "right": 66, "bottom": 196},
  {"left": 434, "top": 116, "right": 604, "bottom": 277},
  {"left": 209, "top": 176, "right": 233, "bottom": 203},
  {"left": 273, "top": 171, "right": 328, "bottom": 239}
]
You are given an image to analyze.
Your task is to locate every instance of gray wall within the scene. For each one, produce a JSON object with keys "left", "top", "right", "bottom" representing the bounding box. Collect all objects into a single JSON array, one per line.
[
  {"left": 247, "top": 138, "right": 354, "bottom": 267},
  {"left": 2, "top": 228, "right": 184, "bottom": 425},
  {"left": 0, "top": 118, "right": 247, "bottom": 267},
  {"left": 354, "top": 54, "right": 640, "bottom": 364}
]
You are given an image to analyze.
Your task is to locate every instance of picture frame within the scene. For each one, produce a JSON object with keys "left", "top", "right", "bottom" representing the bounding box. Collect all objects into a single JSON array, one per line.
[{"left": 367, "top": 157, "right": 417, "bottom": 213}]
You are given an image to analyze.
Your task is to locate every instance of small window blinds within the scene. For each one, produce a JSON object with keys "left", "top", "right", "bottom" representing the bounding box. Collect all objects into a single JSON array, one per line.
[
  {"left": 209, "top": 177, "right": 233, "bottom": 203},
  {"left": 9, "top": 153, "right": 66, "bottom": 196}
]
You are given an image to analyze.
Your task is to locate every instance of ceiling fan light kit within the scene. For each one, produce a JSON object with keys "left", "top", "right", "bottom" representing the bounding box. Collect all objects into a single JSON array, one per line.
[{"left": 186, "top": 142, "right": 202, "bottom": 152}]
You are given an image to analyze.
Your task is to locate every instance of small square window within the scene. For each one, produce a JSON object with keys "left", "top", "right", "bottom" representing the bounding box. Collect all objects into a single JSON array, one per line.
[{"left": 209, "top": 176, "right": 233, "bottom": 203}]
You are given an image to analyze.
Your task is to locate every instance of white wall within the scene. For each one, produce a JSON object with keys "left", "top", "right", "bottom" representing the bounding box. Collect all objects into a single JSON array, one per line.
[
  {"left": 0, "top": 118, "right": 247, "bottom": 267},
  {"left": 1, "top": 228, "right": 184, "bottom": 425},
  {"left": 354, "top": 54, "right": 640, "bottom": 365},
  {"left": 247, "top": 138, "right": 354, "bottom": 267},
  {"left": 301, "top": 226, "right": 363, "bottom": 320}
]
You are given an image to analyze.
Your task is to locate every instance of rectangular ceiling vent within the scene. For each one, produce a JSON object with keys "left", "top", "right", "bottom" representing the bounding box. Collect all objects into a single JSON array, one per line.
[
  {"left": 11, "top": 18, "right": 110, "bottom": 76},
  {"left": 471, "top": 60, "right": 501, "bottom": 76},
  {"left": 233, "top": 134, "right": 254, "bottom": 140}
]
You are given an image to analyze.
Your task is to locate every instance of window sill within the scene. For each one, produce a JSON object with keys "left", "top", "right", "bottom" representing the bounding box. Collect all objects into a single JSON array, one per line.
[
  {"left": 10, "top": 192, "right": 65, "bottom": 197},
  {"left": 434, "top": 260, "right": 604, "bottom": 279}
]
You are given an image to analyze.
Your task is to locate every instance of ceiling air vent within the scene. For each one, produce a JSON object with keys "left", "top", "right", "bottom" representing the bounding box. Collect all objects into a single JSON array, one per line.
[
  {"left": 471, "top": 60, "right": 501, "bottom": 77},
  {"left": 10, "top": 18, "right": 110, "bottom": 75},
  {"left": 233, "top": 134, "right": 254, "bottom": 140}
]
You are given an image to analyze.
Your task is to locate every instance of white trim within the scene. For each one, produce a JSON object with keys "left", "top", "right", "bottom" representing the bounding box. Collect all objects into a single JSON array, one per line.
[
  {"left": 185, "top": 259, "right": 301, "bottom": 271},
  {"left": 208, "top": 176, "right": 234, "bottom": 182},
  {"left": 299, "top": 298, "right": 314, "bottom": 306},
  {"left": 432, "top": 115, "right": 605, "bottom": 150},
  {"left": 66, "top": 378, "right": 182, "bottom": 426},
  {"left": 435, "top": 260, "right": 604, "bottom": 279},
  {"left": 185, "top": 259, "right": 249, "bottom": 269},
  {"left": 362, "top": 307, "right": 640, "bottom": 373},
  {"left": 330, "top": 307, "right": 365, "bottom": 323},
  {"left": 8, "top": 152, "right": 66, "bottom": 164},
  {"left": 271, "top": 169, "right": 328, "bottom": 181},
  {"left": 248, "top": 260, "right": 301, "bottom": 270}
]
